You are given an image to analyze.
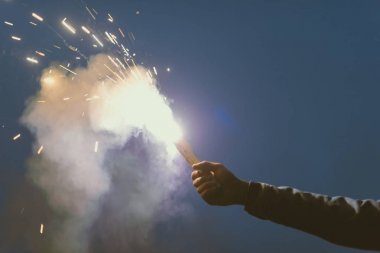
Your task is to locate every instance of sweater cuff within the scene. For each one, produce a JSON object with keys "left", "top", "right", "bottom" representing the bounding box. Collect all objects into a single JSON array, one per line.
[{"left": 244, "top": 181, "right": 265, "bottom": 217}]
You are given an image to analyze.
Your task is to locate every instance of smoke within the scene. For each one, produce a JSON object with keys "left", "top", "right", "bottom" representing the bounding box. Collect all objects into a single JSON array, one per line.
[{"left": 20, "top": 54, "right": 188, "bottom": 253}]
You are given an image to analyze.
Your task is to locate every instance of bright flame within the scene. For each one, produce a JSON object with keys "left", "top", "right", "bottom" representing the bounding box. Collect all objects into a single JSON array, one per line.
[{"left": 37, "top": 55, "right": 182, "bottom": 155}]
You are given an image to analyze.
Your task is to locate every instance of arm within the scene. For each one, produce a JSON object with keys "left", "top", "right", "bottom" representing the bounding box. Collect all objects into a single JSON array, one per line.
[
  {"left": 245, "top": 182, "right": 380, "bottom": 251},
  {"left": 192, "top": 161, "right": 380, "bottom": 251}
]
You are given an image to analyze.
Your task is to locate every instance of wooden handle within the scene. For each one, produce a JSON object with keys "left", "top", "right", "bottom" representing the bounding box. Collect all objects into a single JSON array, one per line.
[{"left": 175, "top": 139, "right": 200, "bottom": 166}]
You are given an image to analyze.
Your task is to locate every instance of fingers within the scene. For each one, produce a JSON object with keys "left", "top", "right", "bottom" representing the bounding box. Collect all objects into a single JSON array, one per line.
[
  {"left": 201, "top": 186, "right": 219, "bottom": 201},
  {"left": 197, "top": 181, "right": 219, "bottom": 194},
  {"left": 192, "top": 161, "right": 220, "bottom": 172},
  {"left": 193, "top": 175, "right": 214, "bottom": 188}
]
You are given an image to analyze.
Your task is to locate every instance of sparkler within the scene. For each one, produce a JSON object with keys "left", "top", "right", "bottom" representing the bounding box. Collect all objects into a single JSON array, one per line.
[{"left": 9, "top": 2, "right": 200, "bottom": 168}]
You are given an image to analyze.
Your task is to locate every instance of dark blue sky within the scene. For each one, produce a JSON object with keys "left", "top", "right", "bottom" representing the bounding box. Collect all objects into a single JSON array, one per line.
[{"left": 1, "top": 0, "right": 380, "bottom": 252}]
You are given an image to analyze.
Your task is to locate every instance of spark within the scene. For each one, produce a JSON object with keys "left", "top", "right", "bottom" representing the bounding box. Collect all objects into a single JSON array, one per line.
[
  {"left": 61, "top": 18, "right": 76, "bottom": 34},
  {"left": 115, "top": 57, "right": 126, "bottom": 70},
  {"left": 94, "top": 141, "right": 98, "bottom": 152},
  {"left": 128, "top": 32, "right": 136, "bottom": 41},
  {"left": 35, "top": 51, "right": 45, "bottom": 56},
  {"left": 63, "top": 97, "right": 71, "bottom": 101},
  {"left": 104, "top": 64, "right": 123, "bottom": 81},
  {"left": 13, "top": 133, "right": 21, "bottom": 141},
  {"left": 32, "top": 12, "right": 44, "bottom": 22},
  {"left": 166, "top": 67, "right": 171, "bottom": 72},
  {"left": 4, "top": 21, "right": 13, "bottom": 26},
  {"left": 69, "top": 46, "right": 78, "bottom": 52},
  {"left": 107, "top": 13, "right": 113, "bottom": 22},
  {"left": 81, "top": 26, "right": 90, "bottom": 34},
  {"left": 37, "top": 145, "right": 44, "bottom": 155},
  {"left": 29, "top": 21, "right": 37, "bottom": 26},
  {"left": 11, "top": 36, "right": 21, "bottom": 41},
  {"left": 59, "top": 65, "right": 77, "bottom": 75},
  {"left": 85, "top": 6, "right": 96, "bottom": 20},
  {"left": 136, "top": 11, "right": 140, "bottom": 15},
  {"left": 93, "top": 44, "right": 98, "bottom": 48},
  {"left": 147, "top": 70, "right": 153, "bottom": 78},
  {"left": 118, "top": 28, "right": 125, "bottom": 38},
  {"left": 53, "top": 45, "right": 61, "bottom": 49},
  {"left": 92, "top": 34, "right": 103, "bottom": 47},
  {"left": 40, "top": 224, "right": 44, "bottom": 234},
  {"left": 76, "top": 56, "right": 81, "bottom": 60},
  {"left": 105, "top": 74, "right": 117, "bottom": 83},
  {"left": 26, "top": 57, "right": 39, "bottom": 64},
  {"left": 37, "top": 100, "right": 46, "bottom": 103},
  {"left": 105, "top": 31, "right": 115, "bottom": 44},
  {"left": 153, "top": 67, "right": 158, "bottom": 75}
]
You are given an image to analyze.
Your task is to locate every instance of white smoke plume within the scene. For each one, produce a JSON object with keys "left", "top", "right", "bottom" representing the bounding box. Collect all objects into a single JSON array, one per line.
[{"left": 21, "top": 54, "right": 188, "bottom": 253}]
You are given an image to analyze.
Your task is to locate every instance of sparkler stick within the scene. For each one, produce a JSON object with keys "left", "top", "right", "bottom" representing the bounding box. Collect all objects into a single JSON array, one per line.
[{"left": 175, "top": 139, "right": 200, "bottom": 166}]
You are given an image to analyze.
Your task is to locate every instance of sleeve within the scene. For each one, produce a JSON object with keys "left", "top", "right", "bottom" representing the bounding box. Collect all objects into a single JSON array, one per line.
[{"left": 244, "top": 181, "right": 380, "bottom": 251}]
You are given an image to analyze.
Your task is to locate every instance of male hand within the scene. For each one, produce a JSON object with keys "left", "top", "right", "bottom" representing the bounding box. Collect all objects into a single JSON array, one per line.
[{"left": 192, "top": 161, "right": 249, "bottom": 206}]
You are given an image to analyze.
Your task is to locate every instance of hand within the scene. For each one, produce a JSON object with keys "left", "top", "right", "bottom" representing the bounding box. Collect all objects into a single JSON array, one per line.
[{"left": 192, "top": 161, "right": 249, "bottom": 206}]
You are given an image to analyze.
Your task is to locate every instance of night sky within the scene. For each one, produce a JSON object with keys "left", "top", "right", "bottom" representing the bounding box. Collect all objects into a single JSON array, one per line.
[{"left": 1, "top": 0, "right": 380, "bottom": 252}]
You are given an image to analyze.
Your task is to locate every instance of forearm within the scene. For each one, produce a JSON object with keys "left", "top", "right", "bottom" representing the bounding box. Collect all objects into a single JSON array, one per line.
[{"left": 244, "top": 182, "right": 380, "bottom": 251}]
